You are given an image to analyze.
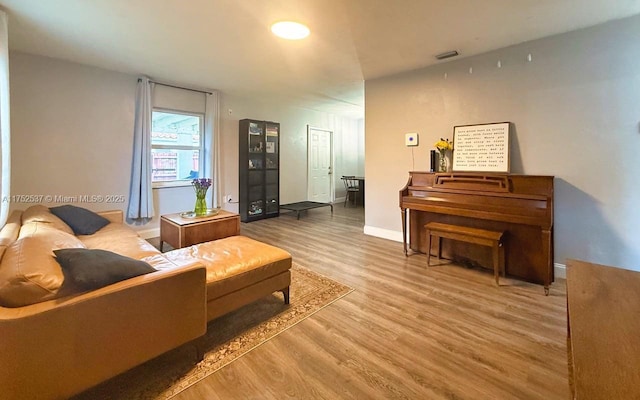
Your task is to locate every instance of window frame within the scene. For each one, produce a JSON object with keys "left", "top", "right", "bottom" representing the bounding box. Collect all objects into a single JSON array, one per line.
[{"left": 151, "top": 108, "right": 205, "bottom": 188}]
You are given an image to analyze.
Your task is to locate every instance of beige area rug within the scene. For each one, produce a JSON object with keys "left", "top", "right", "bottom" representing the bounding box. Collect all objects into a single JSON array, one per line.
[{"left": 73, "top": 263, "right": 353, "bottom": 400}]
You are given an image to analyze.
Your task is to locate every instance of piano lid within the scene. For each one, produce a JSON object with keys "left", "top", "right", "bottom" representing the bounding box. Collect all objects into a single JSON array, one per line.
[
  {"left": 400, "top": 171, "right": 554, "bottom": 228},
  {"left": 402, "top": 172, "right": 553, "bottom": 198}
]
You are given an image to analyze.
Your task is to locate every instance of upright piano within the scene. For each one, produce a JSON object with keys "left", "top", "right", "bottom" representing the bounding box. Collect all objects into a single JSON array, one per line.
[{"left": 400, "top": 172, "right": 554, "bottom": 292}]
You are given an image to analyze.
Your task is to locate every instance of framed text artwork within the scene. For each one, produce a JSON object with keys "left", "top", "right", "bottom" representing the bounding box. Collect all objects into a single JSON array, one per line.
[{"left": 452, "top": 122, "right": 510, "bottom": 172}]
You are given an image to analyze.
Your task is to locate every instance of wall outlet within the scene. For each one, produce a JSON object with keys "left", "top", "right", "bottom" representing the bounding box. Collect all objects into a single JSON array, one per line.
[{"left": 405, "top": 132, "right": 419, "bottom": 146}]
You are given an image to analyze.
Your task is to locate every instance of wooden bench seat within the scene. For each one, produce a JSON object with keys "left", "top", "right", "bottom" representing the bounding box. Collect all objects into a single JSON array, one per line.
[{"left": 425, "top": 222, "right": 505, "bottom": 285}]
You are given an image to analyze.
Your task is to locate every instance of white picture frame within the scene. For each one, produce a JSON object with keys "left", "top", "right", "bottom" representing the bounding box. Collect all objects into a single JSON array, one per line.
[{"left": 452, "top": 122, "right": 510, "bottom": 173}]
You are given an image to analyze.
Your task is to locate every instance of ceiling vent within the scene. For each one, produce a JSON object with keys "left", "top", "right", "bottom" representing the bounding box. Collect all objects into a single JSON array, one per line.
[{"left": 435, "top": 50, "right": 459, "bottom": 60}]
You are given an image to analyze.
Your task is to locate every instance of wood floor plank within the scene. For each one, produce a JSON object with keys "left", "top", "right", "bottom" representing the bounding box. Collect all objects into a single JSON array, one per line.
[{"left": 173, "top": 206, "right": 569, "bottom": 399}]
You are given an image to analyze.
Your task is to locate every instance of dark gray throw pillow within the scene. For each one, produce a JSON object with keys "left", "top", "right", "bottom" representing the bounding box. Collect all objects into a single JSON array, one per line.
[
  {"left": 50, "top": 205, "right": 110, "bottom": 235},
  {"left": 54, "top": 248, "right": 156, "bottom": 290}
]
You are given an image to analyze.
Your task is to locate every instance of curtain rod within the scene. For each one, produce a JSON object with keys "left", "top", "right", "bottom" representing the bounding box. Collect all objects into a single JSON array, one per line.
[{"left": 138, "top": 78, "right": 213, "bottom": 95}]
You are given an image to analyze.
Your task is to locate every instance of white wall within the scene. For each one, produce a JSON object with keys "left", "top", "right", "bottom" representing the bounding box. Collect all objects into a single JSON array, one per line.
[
  {"left": 364, "top": 15, "right": 640, "bottom": 270},
  {"left": 9, "top": 52, "right": 364, "bottom": 235},
  {"left": 9, "top": 52, "right": 136, "bottom": 215}
]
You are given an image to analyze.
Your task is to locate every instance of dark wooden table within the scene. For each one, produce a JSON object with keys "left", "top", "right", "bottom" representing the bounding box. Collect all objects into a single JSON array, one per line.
[
  {"left": 279, "top": 201, "right": 333, "bottom": 219},
  {"left": 566, "top": 259, "right": 640, "bottom": 399}
]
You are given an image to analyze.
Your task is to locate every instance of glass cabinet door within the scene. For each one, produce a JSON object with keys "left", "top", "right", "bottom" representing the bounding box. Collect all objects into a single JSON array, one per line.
[
  {"left": 265, "top": 124, "right": 278, "bottom": 169},
  {"left": 248, "top": 122, "right": 264, "bottom": 170},
  {"left": 265, "top": 123, "right": 279, "bottom": 215}
]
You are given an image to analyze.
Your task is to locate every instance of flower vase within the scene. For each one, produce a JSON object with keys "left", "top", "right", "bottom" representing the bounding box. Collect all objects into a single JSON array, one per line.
[
  {"left": 438, "top": 151, "right": 448, "bottom": 172},
  {"left": 194, "top": 195, "right": 208, "bottom": 216}
]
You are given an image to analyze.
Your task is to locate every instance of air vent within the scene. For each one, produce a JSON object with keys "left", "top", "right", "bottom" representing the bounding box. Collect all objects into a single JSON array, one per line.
[{"left": 435, "top": 50, "right": 459, "bottom": 60}]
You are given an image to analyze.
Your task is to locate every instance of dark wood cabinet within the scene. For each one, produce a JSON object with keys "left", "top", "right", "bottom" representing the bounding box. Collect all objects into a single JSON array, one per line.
[
  {"left": 239, "top": 119, "right": 279, "bottom": 222},
  {"left": 567, "top": 259, "right": 640, "bottom": 399}
]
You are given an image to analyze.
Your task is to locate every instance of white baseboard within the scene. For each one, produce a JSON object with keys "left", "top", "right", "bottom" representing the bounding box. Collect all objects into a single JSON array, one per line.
[
  {"left": 364, "top": 227, "right": 568, "bottom": 280},
  {"left": 554, "top": 262, "right": 566, "bottom": 279},
  {"left": 137, "top": 228, "right": 160, "bottom": 239},
  {"left": 363, "top": 225, "right": 403, "bottom": 242}
]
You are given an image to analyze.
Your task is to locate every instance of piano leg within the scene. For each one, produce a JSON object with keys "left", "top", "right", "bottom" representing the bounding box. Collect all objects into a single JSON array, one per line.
[
  {"left": 401, "top": 208, "right": 408, "bottom": 256},
  {"left": 542, "top": 229, "right": 552, "bottom": 296}
]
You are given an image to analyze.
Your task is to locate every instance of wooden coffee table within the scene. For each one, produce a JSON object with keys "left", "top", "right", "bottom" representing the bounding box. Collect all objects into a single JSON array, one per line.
[{"left": 160, "top": 210, "right": 240, "bottom": 251}]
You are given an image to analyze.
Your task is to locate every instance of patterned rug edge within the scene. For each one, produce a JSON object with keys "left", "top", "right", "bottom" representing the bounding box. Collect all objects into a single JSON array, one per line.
[{"left": 166, "top": 264, "right": 354, "bottom": 399}]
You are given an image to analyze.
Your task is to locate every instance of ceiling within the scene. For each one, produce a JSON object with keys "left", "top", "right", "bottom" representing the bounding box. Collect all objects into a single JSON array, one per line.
[{"left": 2, "top": 0, "right": 640, "bottom": 118}]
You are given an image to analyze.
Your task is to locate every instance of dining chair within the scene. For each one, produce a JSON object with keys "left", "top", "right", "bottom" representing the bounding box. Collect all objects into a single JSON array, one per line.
[{"left": 341, "top": 176, "right": 359, "bottom": 207}]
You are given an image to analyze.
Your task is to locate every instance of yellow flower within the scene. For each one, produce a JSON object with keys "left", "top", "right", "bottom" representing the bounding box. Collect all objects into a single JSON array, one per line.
[{"left": 434, "top": 138, "right": 453, "bottom": 152}]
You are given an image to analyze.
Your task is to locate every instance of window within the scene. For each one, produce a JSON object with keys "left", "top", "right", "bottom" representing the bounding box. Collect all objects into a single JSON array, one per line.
[{"left": 151, "top": 110, "right": 203, "bottom": 186}]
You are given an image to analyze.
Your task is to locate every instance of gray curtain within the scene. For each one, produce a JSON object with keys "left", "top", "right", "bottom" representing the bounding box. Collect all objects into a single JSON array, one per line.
[
  {"left": 127, "top": 77, "right": 155, "bottom": 220},
  {"left": 0, "top": 11, "right": 10, "bottom": 226},
  {"left": 204, "top": 91, "right": 221, "bottom": 208}
]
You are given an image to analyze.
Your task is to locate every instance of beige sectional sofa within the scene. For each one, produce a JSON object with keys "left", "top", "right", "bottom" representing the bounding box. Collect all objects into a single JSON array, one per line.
[{"left": 0, "top": 206, "right": 291, "bottom": 400}]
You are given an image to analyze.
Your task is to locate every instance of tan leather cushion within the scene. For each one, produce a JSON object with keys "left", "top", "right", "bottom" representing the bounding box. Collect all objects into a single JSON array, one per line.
[
  {"left": 141, "top": 253, "right": 202, "bottom": 271},
  {"left": 0, "top": 226, "right": 85, "bottom": 307},
  {"left": 164, "top": 235, "right": 292, "bottom": 300},
  {"left": 21, "top": 205, "right": 74, "bottom": 235},
  {"left": 78, "top": 223, "right": 161, "bottom": 260},
  {"left": 0, "top": 210, "right": 22, "bottom": 260},
  {"left": 96, "top": 210, "right": 124, "bottom": 224}
]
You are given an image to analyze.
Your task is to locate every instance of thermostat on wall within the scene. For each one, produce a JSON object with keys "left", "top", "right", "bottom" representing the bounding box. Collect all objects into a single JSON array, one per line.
[{"left": 405, "top": 132, "right": 419, "bottom": 146}]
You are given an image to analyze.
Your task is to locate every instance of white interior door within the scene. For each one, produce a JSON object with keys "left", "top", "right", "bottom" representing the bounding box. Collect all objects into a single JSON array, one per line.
[{"left": 307, "top": 126, "right": 333, "bottom": 203}]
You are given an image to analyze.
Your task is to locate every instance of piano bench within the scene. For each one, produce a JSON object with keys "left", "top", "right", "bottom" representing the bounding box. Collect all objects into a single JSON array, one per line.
[{"left": 425, "top": 222, "right": 505, "bottom": 286}]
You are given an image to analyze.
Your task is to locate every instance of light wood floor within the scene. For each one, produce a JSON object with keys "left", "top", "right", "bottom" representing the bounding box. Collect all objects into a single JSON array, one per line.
[{"left": 174, "top": 205, "right": 569, "bottom": 400}]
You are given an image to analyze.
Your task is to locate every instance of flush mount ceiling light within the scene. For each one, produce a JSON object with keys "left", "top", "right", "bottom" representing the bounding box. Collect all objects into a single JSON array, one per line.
[{"left": 271, "top": 21, "right": 310, "bottom": 40}]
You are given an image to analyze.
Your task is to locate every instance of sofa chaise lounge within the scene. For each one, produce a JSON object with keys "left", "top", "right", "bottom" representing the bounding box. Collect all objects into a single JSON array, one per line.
[{"left": 0, "top": 205, "right": 291, "bottom": 400}]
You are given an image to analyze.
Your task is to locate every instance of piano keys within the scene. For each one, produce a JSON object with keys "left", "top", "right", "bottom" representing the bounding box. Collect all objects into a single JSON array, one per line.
[{"left": 400, "top": 172, "right": 554, "bottom": 293}]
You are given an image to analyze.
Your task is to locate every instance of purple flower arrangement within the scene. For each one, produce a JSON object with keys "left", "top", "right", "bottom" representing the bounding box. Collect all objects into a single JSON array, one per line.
[
  {"left": 192, "top": 178, "right": 212, "bottom": 216},
  {"left": 192, "top": 178, "right": 212, "bottom": 198}
]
